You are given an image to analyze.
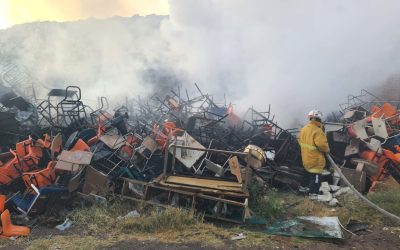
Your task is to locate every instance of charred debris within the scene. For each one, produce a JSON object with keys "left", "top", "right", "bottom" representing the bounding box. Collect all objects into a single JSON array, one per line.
[{"left": 0, "top": 77, "right": 399, "bottom": 237}]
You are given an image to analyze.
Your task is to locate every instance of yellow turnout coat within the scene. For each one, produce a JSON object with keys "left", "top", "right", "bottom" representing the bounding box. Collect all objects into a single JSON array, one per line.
[{"left": 298, "top": 120, "right": 330, "bottom": 174}]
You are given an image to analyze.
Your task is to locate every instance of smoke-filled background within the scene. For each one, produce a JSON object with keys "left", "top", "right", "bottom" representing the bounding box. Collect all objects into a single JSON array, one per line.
[{"left": 1, "top": 0, "right": 400, "bottom": 127}]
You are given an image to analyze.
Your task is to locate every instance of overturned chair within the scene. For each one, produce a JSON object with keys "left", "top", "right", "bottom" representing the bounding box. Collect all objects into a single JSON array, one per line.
[
  {"left": 9, "top": 161, "right": 68, "bottom": 215},
  {"left": 0, "top": 195, "right": 30, "bottom": 237}
]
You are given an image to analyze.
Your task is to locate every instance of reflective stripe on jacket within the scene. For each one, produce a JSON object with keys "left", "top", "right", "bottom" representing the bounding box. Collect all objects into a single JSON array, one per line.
[{"left": 298, "top": 120, "right": 330, "bottom": 174}]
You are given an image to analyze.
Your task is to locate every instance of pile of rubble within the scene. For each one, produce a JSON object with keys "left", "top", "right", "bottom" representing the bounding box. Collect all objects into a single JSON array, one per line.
[
  {"left": 0, "top": 79, "right": 399, "bottom": 238},
  {"left": 326, "top": 89, "right": 400, "bottom": 193},
  {"left": 0, "top": 82, "right": 305, "bottom": 237}
]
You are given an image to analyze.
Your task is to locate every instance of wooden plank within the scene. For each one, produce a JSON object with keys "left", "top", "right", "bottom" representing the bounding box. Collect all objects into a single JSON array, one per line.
[
  {"left": 165, "top": 175, "right": 243, "bottom": 192},
  {"left": 228, "top": 156, "right": 243, "bottom": 183},
  {"left": 54, "top": 161, "right": 84, "bottom": 173}
]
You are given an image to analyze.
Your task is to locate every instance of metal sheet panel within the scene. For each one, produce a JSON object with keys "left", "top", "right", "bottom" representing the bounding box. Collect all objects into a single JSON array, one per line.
[
  {"left": 352, "top": 119, "right": 368, "bottom": 140},
  {"left": 372, "top": 117, "right": 388, "bottom": 139},
  {"left": 57, "top": 150, "right": 93, "bottom": 165},
  {"left": 169, "top": 132, "right": 205, "bottom": 169},
  {"left": 99, "top": 134, "right": 125, "bottom": 149}
]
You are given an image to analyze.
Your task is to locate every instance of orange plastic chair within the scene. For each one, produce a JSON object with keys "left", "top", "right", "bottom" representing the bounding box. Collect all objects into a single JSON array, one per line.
[
  {"left": 372, "top": 103, "right": 397, "bottom": 118},
  {"left": 0, "top": 137, "right": 44, "bottom": 185},
  {"left": 15, "top": 139, "right": 32, "bottom": 158},
  {"left": 10, "top": 148, "right": 39, "bottom": 174},
  {"left": 360, "top": 150, "right": 379, "bottom": 162},
  {"left": 0, "top": 156, "right": 21, "bottom": 185},
  {"left": 0, "top": 209, "right": 30, "bottom": 237},
  {"left": 153, "top": 122, "right": 184, "bottom": 150},
  {"left": 0, "top": 195, "right": 5, "bottom": 213},
  {"left": 22, "top": 161, "right": 56, "bottom": 190},
  {"left": 15, "top": 138, "right": 42, "bottom": 158},
  {"left": 382, "top": 149, "right": 400, "bottom": 165}
]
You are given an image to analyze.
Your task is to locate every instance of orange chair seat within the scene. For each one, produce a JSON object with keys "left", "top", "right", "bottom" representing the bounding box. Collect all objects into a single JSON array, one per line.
[
  {"left": 1, "top": 210, "right": 30, "bottom": 237},
  {"left": 383, "top": 149, "right": 400, "bottom": 164}
]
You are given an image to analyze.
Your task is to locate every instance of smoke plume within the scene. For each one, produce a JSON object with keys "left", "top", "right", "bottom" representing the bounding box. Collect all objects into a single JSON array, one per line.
[
  {"left": 1, "top": 1, "right": 400, "bottom": 127},
  {"left": 164, "top": 0, "right": 400, "bottom": 126}
]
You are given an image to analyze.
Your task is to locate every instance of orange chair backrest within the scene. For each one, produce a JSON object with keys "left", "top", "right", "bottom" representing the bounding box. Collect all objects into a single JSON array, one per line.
[
  {"left": 22, "top": 161, "right": 56, "bottom": 189},
  {"left": 0, "top": 156, "right": 20, "bottom": 184},
  {"left": 14, "top": 138, "right": 43, "bottom": 164},
  {"left": 15, "top": 139, "right": 32, "bottom": 158},
  {"left": 70, "top": 139, "right": 90, "bottom": 152},
  {"left": 372, "top": 103, "right": 397, "bottom": 118}
]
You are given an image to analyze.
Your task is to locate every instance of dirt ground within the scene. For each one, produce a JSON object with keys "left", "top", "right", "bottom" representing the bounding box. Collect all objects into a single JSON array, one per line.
[
  {"left": 1, "top": 223, "right": 399, "bottom": 250},
  {"left": 101, "top": 229, "right": 400, "bottom": 250},
  {"left": 2, "top": 190, "right": 400, "bottom": 250}
]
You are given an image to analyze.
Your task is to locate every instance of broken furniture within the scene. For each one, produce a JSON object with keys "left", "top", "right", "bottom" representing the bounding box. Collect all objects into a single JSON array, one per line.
[
  {"left": 1, "top": 209, "right": 30, "bottom": 237},
  {"left": 121, "top": 144, "right": 253, "bottom": 223},
  {"left": 55, "top": 150, "right": 93, "bottom": 173}
]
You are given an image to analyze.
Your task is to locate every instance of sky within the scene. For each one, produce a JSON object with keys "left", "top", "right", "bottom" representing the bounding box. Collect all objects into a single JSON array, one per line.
[{"left": 0, "top": 0, "right": 169, "bottom": 29}]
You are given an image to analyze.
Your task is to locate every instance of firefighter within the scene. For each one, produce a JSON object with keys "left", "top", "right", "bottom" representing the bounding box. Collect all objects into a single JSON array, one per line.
[{"left": 298, "top": 110, "right": 330, "bottom": 199}]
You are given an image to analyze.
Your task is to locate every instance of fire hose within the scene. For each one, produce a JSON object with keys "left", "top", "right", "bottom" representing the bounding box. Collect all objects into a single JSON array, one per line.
[{"left": 326, "top": 153, "right": 400, "bottom": 224}]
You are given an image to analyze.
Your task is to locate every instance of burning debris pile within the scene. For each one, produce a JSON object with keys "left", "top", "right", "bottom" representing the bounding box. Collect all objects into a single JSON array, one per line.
[
  {"left": 0, "top": 81, "right": 303, "bottom": 237},
  {"left": 0, "top": 79, "right": 399, "bottom": 239}
]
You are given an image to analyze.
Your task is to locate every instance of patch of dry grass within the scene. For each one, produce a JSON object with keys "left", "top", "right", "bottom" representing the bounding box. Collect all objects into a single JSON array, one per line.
[
  {"left": 66, "top": 198, "right": 277, "bottom": 248},
  {"left": 70, "top": 200, "right": 203, "bottom": 234},
  {"left": 27, "top": 235, "right": 110, "bottom": 250},
  {"left": 0, "top": 238, "right": 13, "bottom": 248},
  {"left": 368, "top": 188, "right": 400, "bottom": 217},
  {"left": 35, "top": 189, "right": 400, "bottom": 249},
  {"left": 281, "top": 188, "right": 400, "bottom": 226},
  {"left": 120, "top": 207, "right": 202, "bottom": 233},
  {"left": 68, "top": 199, "right": 233, "bottom": 247}
]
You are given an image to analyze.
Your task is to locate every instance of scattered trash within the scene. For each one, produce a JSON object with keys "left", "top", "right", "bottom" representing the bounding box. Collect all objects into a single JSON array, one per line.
[
  {"left": 231, "top": 233, "right": 246, "bottom": 240},
  {"left": 117, "top": 210, "right": 140, "bottom": 220},
  {"left": 317, "top": 193, "right": 333, "bottom": 203},
  {"left": 333, "top": 187, "right": 351, "bottom": 198},
  {"left": 328, "top": 198, "right": 339, "bottom": 207},
  {"left": 265, "top": 216, "right": 344, "bottom": 239},
  {"left": 55, "top": 218, "right": 72, "bottom": 231}
]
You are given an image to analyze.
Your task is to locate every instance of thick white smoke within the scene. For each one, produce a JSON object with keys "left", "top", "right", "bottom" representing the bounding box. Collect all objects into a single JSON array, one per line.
[
  {"left": 163, "top": 0, "right": 400, "bottom": 126},
  {"left": 0, "top": 16, "right": 176, "bottom": 108},
  {"left": 1, "top": 1, "right": 400, "bottom": 127}
]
